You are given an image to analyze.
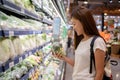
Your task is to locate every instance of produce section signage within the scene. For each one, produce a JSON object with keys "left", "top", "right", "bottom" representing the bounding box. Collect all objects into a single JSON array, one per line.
[{"left": 53, "top": 17, "right": 61, "bottom": 39}]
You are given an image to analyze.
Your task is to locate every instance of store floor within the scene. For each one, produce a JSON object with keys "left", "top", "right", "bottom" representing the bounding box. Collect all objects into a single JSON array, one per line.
[{"left": 64, "top": 48, "right": 74, "bottom": 80}]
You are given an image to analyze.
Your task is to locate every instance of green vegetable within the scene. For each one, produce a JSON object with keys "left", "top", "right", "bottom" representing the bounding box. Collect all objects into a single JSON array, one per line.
[
  {"left": 41, "top": 33, "right": 47, "bottom": 40},
  {"left": 52, "top": 42, "right": 65, "bottom": 56}
]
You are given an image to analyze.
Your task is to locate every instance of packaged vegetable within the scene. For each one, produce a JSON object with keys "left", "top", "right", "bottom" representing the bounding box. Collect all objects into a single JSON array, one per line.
[
  {"left": 52, "top": 42, "right": 65, "bottom": 56},
  {"left": 0, "top": 38, "right": 16, "bottom": 64}
]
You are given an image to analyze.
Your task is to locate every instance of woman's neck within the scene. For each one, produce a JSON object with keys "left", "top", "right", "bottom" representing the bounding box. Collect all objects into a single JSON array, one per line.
[{"left": 82, "top": 34, "right": 92, "bottom": 41}]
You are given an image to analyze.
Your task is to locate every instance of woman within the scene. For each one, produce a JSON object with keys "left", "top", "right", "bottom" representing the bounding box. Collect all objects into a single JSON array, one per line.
[{"left": 53, "top": 6, "right": 106, "bottom": 80}]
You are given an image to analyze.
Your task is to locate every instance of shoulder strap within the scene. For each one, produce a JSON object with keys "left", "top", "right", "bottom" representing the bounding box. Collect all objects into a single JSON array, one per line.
[{"left": 89, "top": 36, "right": 99, "bottom": 73}]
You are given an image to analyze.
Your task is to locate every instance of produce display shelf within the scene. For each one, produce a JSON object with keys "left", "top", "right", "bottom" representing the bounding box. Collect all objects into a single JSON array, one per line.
[
  {"left": 3, "top": 30, "right": 42, "bottom": 37},
  {"left": 0, "top": 41, "right": 51, "bottom": 72},
  {"left": 42, "top": 18, "right": 53, "bottom": 25},
  {"left": 40, "top": 8, "right": 53, "bottom": 20},
  {"left": 20, "top": 66, "right": 37, "bottom": 80},
  {"left": 0, "top": 0, "right": 53, "bottom": 25},
  {"left": 1, "top": 0, "right": 41, "bottom": 21}
]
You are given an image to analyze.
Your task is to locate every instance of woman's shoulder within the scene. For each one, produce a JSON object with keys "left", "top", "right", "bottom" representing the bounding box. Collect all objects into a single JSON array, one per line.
[{"left": 95, "top": 36, "right": 105, "bottom": 43}]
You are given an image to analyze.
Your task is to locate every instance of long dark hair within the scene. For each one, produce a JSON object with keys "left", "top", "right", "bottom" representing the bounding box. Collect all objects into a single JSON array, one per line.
[{"left": 71, "top": 6, "right": 101, "bottom": 49}]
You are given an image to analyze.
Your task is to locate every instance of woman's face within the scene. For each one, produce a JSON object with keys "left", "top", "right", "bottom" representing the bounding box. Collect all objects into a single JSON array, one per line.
[{"left": 71, "top": 17, "right": 84, "bottom": 36}]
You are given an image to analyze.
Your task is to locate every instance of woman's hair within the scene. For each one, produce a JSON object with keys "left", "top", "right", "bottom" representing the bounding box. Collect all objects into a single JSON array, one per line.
[{"left": 71, "top": 6, "right": 101, "bottom": 49}]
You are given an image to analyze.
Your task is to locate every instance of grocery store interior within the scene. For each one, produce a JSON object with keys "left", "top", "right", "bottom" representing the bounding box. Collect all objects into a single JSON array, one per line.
[{"left": 0, "top": 0, "right": 120, "bottom": 80}]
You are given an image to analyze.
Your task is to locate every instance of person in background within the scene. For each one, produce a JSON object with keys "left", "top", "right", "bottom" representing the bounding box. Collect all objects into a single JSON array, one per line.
[
  {"left": 67, "top": 29, "right": 73, "bottom": 48},
  {"left": 100, "top": 30, "right": 111, "bottom": 42},
  {"left": 53, "top": 6, "right": 106, "bottom": 80},
  {"left": 67, "top": 28, "right": 73, "bottom": 51}
]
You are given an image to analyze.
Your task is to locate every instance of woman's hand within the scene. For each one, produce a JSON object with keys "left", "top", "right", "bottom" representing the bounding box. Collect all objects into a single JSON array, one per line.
[
  {"left": 52, "top": 51, "right": 74, "bottom": 67},
  {"left": 52, "top": 51, "right": 66, "bottom": 61}
]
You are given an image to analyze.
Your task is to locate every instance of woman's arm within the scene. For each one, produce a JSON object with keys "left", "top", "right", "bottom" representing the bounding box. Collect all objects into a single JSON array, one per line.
[
  {"left": 64, "top": 56, "right": 74, "bottom": 67},
  {"left": 53, "top": 53, "right": 74, "bottom": 67},
  {"left": 94, "top": 49, "right": 105, "bottom": 80}
]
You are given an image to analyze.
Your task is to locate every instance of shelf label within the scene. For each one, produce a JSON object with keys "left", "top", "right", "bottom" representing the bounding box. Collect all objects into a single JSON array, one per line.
[
  {"left": 21, "top": 8, "right": 25, "bottom": 13},
  {"left": 31, "top": 69, "right": 34, "bottom": 75},
  {"left": 9, "top": 61, "right": 14, "bottom": 68},
  {"left": 9, "top": 31, "right": 14, "bottom": 36},
  {"left": 33, "top": 31, "right": 35, "bottom": 35},
  {"left": 29, "top": 51, "right": 32, "bottom": 56},
  {"left": 36, "top": 49, "right": 38, "bottom": 52},
  {"left": 25, "top": 54, "right": 28, "bottom": 58},
  {"left": 19, "top": 57, "right": 23, "bottom": 62},
  {"left": 29, "top": 72, "right": 32, "bottom": 78}
]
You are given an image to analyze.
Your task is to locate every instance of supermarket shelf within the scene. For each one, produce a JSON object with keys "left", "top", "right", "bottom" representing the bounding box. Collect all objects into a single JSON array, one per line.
[
  {"left": 0, "top": 41, "right": 51, "bottom": 72},
  {"left": 40, "top": 8, "right": 53, "bottom": 20},
  {"left": 42, "top": 18, "right": 53, "bottom": 25},
  {"left": 0, "top": 29, "right": 52, "bottom": 37},
  {"left": 0, "top": 0, "right": 42, "bottom": 21},
  {"left": 0, "top": 0, "right": 53, "bottom": 25},
  {"left": 20, "top": 66, "right": 38, "bottom": 80}
]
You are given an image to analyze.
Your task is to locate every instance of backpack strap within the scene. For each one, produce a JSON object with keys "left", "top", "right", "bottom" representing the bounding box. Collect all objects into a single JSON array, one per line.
[{"left": 89, "top": 36, "right": 99, "bottom": 73}]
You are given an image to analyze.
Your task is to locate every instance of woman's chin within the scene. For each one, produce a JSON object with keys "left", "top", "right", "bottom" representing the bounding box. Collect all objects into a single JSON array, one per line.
[{"left": 77, "top": 33, "right": 81, "bottom": 36}]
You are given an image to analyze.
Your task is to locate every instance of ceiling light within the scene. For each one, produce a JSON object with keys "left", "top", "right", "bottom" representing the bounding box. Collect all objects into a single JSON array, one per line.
[
  {"left": 109, "top": 0, "right": 112, "bottom": 3},
  {"left": 118, "top": 0, "right": 120, "bottom": 3},
  {"left": 84, "top": 1, "right": 88, "bottom": 4},
  {"left": 104, "top": 13, "right": 107, "bottom": 16}
]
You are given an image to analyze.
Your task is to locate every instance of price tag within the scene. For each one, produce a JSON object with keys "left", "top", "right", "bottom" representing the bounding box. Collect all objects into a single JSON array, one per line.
[
  {"left": 19, "top": 57, "right": 23, "bottom": 62},
  {"left": 9, "top": 61, "right": 14, "bottom": 68},
  {"left": 29, "top": 51, "right": 32, "bottom": 56},
  {"left": 21, "top": 8, "right": 25, "bottom": 13},
  {"left": 36, "top": 49, "right": 39, "bottom": 52},
  {"left": 32, "top": 69, "right": 34, "bottom": 74},
  {"left": 25, "top": 54, "right": 28, "bottom": 58},
  {"left": 29, "top": 72, "right": 32, "bottom": 78},
  {"left": 33, "top": 31, "right": 35, "bottom": 35},
  {"left": 9, "top": 31, "right": 14, "bottom": 36}
]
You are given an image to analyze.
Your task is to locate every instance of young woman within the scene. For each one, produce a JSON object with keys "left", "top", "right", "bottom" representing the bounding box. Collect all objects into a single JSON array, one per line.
[{"left": 53, "top": 6, "right": 106, "bottom": 80}]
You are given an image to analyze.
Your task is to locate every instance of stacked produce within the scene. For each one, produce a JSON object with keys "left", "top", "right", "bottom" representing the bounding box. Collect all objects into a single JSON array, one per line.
[
  {"left": 24, "top": 19, "right": 43, "bottom": 30},
  {"left": 8, "top": 0, "right": 35, "bottom": 12},
  {"left": 12, "top": 37, "right": 23, "bottom": 56},
  {"left": 28, "top": 67, "right": 40, "bottom": 80},
  {"left": 41, "top": 60, "right": 60, "bottom": 80},
  {"left": 0, "top": 38, "right": 16, "bottom": 64},
  {"left": 0, "top": 55, "right": 41, "bottom": 80},
  {"left": 0, "top": 33, "right": 51, "bottom": 65}
]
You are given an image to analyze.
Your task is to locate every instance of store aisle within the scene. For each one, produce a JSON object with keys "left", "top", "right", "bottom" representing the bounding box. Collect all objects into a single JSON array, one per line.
[{"left": 64, "top": 48, "right": 74, "bottom": 80}]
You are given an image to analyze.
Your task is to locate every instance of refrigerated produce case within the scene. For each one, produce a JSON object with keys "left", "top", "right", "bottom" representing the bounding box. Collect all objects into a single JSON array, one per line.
[{"left": 0, "top": 0, "right": 67, "bottom": 80}]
